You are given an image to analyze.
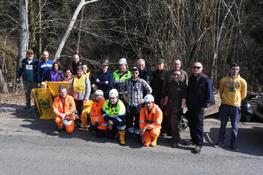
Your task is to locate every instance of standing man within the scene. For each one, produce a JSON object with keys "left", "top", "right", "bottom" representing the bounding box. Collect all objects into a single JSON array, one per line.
[
  {"left": 121, "top": 67, "right": 152, "bottom": 141},
  {"left": 214, "top": 63, "right": 247, "bottom": 151},
  {"left": 137, "top": 59, "right": 153, "bottom": 86},
  {"left": 53, "top": 86, "right": 76, "bottom": 133},
  {"left": 139, "top": 94, "right": 163, "bottom": 147},
  {"left": 186, "top": 62, "right": 213, "bottom": 154},
  {"left": 68, "top": 54, "right": 82, "bottom": 75},
  {"left": 161, "top": 58, "right": 188, "bottom": 135},
  {"left": 17, "top": 49, "right": 39, "bottom": 109},
  {"left": 38, "top": 51, "right": 53, "bottom": 86},
  {"left": 95, "top": 59, "right": 113, "bottom": 99},
  {"left": 102, "top": 89, "right": 126, "bottom": 145},
  {"left": 112, "top": 58, "right": 131, "bottom": 104},
  {"left": 152, "top": 58, "right": 167, "bottom": 107}
]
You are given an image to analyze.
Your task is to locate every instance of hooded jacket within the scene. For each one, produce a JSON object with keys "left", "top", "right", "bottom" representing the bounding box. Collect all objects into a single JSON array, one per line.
[{"left": 219, "top": 74, "right": 247, "bottom": 107}]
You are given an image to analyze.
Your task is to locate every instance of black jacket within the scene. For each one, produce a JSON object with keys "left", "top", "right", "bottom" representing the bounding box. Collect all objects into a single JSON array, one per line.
[{"left": 188, "top": 72, "right": 214, "bottom": 108}]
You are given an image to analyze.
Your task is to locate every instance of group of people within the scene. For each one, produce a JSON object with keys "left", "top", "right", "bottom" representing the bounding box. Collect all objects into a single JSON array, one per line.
[{"left": 17, "top": 49, "right": 247, "bottom": 154}]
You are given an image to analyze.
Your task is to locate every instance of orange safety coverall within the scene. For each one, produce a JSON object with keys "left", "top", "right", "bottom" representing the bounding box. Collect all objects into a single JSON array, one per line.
[
  {"left": 53, "top": 95, "right": 76, "bottom": 133},
  {"left": 90, "top": 99, "right": 108, "bottom": 130},
  {"left": 139, "top": 104, "right": 163, "bottom": 146},
  {"left": 81, "top": 100, "right": 94, "bottom": 129}
]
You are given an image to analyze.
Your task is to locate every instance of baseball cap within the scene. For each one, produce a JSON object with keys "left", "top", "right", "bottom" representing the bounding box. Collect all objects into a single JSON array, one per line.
[
  {"left": 157, "top": 58, "right": 164, "bottom": 63},
  {"left": 27, "top": 49, "right": 34, "bottom": 54},
  {"left": 101, "top": 59, "right": 109, "bottom": 66},
  {"left": 132, "top": 67, "right": 139, "bottom": 71}
]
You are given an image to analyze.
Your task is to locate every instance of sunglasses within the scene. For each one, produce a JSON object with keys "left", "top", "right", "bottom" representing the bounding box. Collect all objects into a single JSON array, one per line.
[
  {"left": 27, "top": 53, "right": 34, "bottom": 55},
  {"left": 173, "top": 74, "right": 181, "bottom": 76},
  {"left": 193, "top": 66, "right": 201, "bottom": 69}
]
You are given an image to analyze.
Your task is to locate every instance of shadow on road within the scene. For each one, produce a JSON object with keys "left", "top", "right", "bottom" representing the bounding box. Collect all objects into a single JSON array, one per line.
[
  {"left": 10, "top": 111, "right": 263, "bottom": 155},
  {"left": 206, "top": 127, "right": 263, "bottom": 157}
]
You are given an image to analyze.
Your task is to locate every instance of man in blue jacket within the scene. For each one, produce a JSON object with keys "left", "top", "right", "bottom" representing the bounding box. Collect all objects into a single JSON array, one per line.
[
  {"left": 17, "top": 49, "right": 39, "bottom": 109},
  {"left": 95, "top": 59, "right": 113, "bottom": 99},
  {"left": 38, "top": 51, "right": 53, "bottom": 86},
  {"left": 186, "top": 62, "right": 213, "bottom": 154}
]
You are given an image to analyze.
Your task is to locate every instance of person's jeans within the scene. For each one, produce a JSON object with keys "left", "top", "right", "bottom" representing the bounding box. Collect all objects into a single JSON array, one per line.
[{"left": 218, "top": 103, "right": 241, "bottom": 143}]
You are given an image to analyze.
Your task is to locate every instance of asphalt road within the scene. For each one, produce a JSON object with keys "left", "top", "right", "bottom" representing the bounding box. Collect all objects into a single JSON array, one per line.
[{"left": 0, "top": 112, "right": 263, "bottom": 175}]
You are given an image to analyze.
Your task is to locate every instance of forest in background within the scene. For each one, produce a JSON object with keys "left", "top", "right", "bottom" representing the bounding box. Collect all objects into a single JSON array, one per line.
[{"left": 0, "top": 0, "right": 263, "bottom": 93}]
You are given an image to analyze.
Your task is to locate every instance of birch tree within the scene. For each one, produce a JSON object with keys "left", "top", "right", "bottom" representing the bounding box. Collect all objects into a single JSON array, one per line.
[
  {"left": 53, "top": 0, "right": 99, "bottom": 61},
  {"left": 18, "top": 0, "right": 29, "bottom": 66}
]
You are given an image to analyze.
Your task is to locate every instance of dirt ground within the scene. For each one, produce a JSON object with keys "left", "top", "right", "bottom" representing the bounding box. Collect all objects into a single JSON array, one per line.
[{"left": 0, "top": 89, "right": 31, "bottom": 108}]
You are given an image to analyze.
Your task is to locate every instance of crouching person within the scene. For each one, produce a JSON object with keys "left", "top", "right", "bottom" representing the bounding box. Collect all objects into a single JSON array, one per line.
[
  {"left": 89, "top": 90, "right": 107, "bottom": 138},
  {"left": 81, "top": 100, "right": 94, "bottom": 130},
  {"left": 102, "top": 89, "right": 126, "bottom": 145},
  {"left": 139, "top": 94, "right": 163, "bottom": 147},
  {"left": 53, "top": 86, "right": 76, "bottom": 133}
]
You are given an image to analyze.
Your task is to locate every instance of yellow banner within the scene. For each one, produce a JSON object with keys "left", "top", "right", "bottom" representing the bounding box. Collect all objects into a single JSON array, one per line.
[
  {"left": 32, "top": 88, "right": 56, "bottom": 120},
  {"left": 47, "top": 81, "right": 71, "bottom": 98}
]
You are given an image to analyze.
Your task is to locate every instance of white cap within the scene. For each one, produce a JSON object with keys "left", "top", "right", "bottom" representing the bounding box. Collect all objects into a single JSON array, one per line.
[
  {"left": 94, "top": 90, "right": 104, "bottom": 96},
  {"left": 63, "top": 119, "right": 72, "bottom": 126},
  {"left": 109, "top": 89, "right": 119, "bottom": 98},
  {"left": 119, "top": 58, "right": 127, "bottom": 65},
  {"left": 144, "top": 94, "right": 154, "bottom": 103}
]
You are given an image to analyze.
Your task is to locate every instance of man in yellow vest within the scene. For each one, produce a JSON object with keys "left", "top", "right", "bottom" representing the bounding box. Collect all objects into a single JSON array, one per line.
[
  {"left": 112, "top": 58, "right": 131, "bottom": 104},
  {"left": 101, "top": 89, "right": 126, "bottom": 145}
]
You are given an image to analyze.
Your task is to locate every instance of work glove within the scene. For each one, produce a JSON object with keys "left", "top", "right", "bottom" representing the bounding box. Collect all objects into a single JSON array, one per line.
[{"left": 38, "top": 83, "right": 40, "bottom": 88}]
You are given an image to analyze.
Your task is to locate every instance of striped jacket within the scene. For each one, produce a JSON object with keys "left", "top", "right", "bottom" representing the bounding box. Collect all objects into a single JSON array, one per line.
[{"left": 38, "top": 59, "right": 54, "bottom": 83}]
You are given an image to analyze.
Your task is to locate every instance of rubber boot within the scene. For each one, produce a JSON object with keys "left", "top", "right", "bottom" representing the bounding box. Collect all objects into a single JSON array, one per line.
[
  {"left": 118, "top": 130, "right": 126, "bottom": 145},
  {"left": 81, "top": 114, "right": 87, "bottom": 130},
  {"left": 151, "top": 137, "right": 158, "bottom": 147}
]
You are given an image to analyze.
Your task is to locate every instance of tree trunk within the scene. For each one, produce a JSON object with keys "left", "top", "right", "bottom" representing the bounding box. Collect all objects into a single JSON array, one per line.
[
  {"left": 76, "top": 7, "right": 85, "bottom": 54},
  {"left": 18, "top": 0, "right": 29, "bottom": 66},
  {"left": 53, "top": 0, "right": 99, "bottom": 61},
  {"left": 0, "top": 69, "right": 9, "bottom": 93},
  {"left": 38, "top": 0, "right": 42, "bottom": 55},
  {"left": 28, "top": 0, "right": 37, "bottom": 51}
]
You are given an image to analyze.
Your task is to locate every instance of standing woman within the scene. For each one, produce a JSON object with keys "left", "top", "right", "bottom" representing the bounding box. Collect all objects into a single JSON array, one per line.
[
  {"left": 63, "top": 68, "right": 74, "bottom": 83},
  {"left": 95, "top": 59, "right": 113, "bottom": 99},
  {"left": 67, "top": 66, "right": 91, "bottom": 127},
  {"left": 164, "top": 70, "right": 187, "bottom": 148},
  {"left": 47, "top": 61, "right": 65, "bottom": 81},
  {"left": 83, "top": 64, "right": 96, "bottom": 97}
]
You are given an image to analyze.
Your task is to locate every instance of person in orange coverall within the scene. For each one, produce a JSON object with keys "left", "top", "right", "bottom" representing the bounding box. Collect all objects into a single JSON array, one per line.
[
  {"left": 89, "top": 90, "right": 107, "bottom": 138},
  {"left": 81, "top": 100, "right": 94, "bottom": 130},
  {"left": 53, "top": 86, "right": 76, "bottom": 133},
  {"left": 139, "top": 94, "right": 163, "bottom": 146}
]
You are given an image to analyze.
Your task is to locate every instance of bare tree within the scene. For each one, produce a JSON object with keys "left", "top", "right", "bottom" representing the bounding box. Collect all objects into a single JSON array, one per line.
[
  {"left": 18, "top": 0, "right": 29, "bottom": 66},
  {"left": 53, "top": 0, "right": 100, "bottom": 61}
]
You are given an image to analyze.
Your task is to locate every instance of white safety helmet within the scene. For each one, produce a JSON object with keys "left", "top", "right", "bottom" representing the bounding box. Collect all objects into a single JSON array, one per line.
[
  {"left": 119, "top": 58, "right": 127, "bottom": 65},
  {"left": 63, "top": 119, "right": 72, "bottom": 126},
  {"left": 109, "top": 89, "right": 119, "bottom": 98},
  {"left": 144, "top": 94, "right": 154, "bottom": 103},
  {"left": 94, "top": 90, "right": 104, "bottom": 96}
]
